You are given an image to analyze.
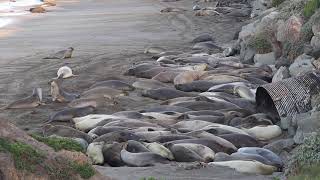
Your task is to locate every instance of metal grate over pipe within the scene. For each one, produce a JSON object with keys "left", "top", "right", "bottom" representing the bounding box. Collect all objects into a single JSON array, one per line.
[{"left": 256, "top": 71, "right": 320, "bottom": 119}]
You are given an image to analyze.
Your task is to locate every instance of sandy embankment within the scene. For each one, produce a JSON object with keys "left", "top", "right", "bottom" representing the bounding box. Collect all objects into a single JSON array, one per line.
[{"left": 0, "top": 0, "right": 273, "bottom": 179}]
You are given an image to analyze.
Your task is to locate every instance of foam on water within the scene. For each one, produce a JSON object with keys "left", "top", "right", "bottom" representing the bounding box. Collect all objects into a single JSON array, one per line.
[{"left": 0, "top": 17, "right": 12, "bottom": 27}]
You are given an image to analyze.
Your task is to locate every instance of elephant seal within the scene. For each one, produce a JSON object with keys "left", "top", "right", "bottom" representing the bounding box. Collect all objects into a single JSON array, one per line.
[
  {"left": 185, "top": 110, "right": 225, "bottom": 117},
  {"left": 152, "top": 71, "right": 180, "bottom": 83},
  {"left": 231, "top": 152, "right": 276, "bottom": 167},
  {"left": 127, "top": 140, "right": 150, "bottom": 153},
  {"left": 238, "top": 147, "right": 284, "bottom": 168},
  {"left": 192, "top": 34, "right": 214, "bottom": 43},
  {"left": 30, "top": 6, "right": 46, "bottom": 13},
  {"left": 228, "top": 114, "right": 273, "bottom": 129},
  {"left": 81, "top": 87, "right": 126, "bottom": 99},
  {"left": 86, "top": 142, "right": 104, "bottom": 165},
  {"left": 167, "top": 143, "right": 205, "bottom": 162},
  {"left": 93, "top": 130, "right": 142, "bottom": 143},
  {"left": 142, "top": 88, "right": 195, "bottom": 100},
  {"left": 193, "top": 42, "right": 223, "bottom": 52},
  {"left": 174, "top": 71, "right": 208, "bottom": 85},
  {"left": 42, "top": 124, "right": 93, "bottom": 143},
  {"left": 43, "top": 47, "right": 74, "bottom": 59},
  {"left": 73, "top": 114, "right": 118, "bottom": 132},
  {"left": 144, "top": 47, "right": 165, "bottom": 54},
  {"left": 175, "top": 80, "right": 218, "bottom": 92},
  {"left": 164, "top": 138, "right": 237, "bottom": 154},
  {"left": 142, "top": 142, "right": 174, "bottom": 160},
  {"left": 150, "top": 134, "right": 195, "bottom": 143},
  {"left": 102, "top": 142, "right": 126, "bottom": 167},
  {"left": 141, "top": 111, "right": 186, "bottom": 120},
  {"left": 90, "top": 80, "right": 134, "bottom": 91},
  {"left": 135, "top": 67, "right": 171, "bottom": 79},
  {"left": 219, "top": 134, "right": 261, "bottom": 148},
  {"left": 120, "top": 147, "right": 169, "bottom": 166},
  {"left": 2, "top": 88, "right": 42, "bottom": 109},
  {"left": 160, "top": 7, "right": 186, "bottom": 13},
  {"left": 203, "top": 75, "right": 249, "bottom": 85},
  {"left": 170, "top": 143, "right": 215, "bottom": 162},
  {"left": 243, "top": 125, "right": 282, "bottom": 141},
  {"left": 50, "top": 78, "right": 80, "bottom": 102},
  {"left": 124, "top": 63, "right": 159, "bottom": 76},
  {"left": 48, "top": 106, "right": 95, "bottom": 123},
  {"left": 57, "top": 66, "right": 77, "bottom": 79},
  {"left": 112, "top": 111, "right": 146, "bottom": 119},
  {"left": 132, "top": 79, "right": 168, "bottom": 90},
  {"left": 140, "top": 105, "right": 191, "bottom": 113},
  {"left": 87, "top": 126, "right": 129, "bottom": 139},
  {"left": 188, "top": 115, "right": 225, "bottom": 124},
  {"left": 209, "top": 160, "right": 277, "bottom": 175},
  {"left": 172, "top": 101, "right": 239, "bottom": 111},
  {"left": 68, "top": 97, "right": 114, "bottom": 108},
  {"left": 234, "top": 86, "right": 256, "bottom": 102},
  {"left": 134, "top": 131, "right": 173, "bottom": 141}
]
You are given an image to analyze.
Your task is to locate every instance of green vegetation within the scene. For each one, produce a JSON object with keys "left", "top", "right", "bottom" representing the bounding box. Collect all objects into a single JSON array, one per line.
[
  {"left": 288, "top": 164, "right": 320, "bottom": 180},
  {"left": 248, "top": 34, "right": 273, "bottom": 54},
  {"left": 300, "top": 21, "right": 314, "bottom": 42},
  {"left": 0, "top": 138, "right": 45, "bottom": 172},
  {"left": 282, "top": 40, "right": 305, "bottom": 61},
  {"left": 272, "top": 0, "right": 285, "bottom": 7},
  {"left": 71, "top": 162, "right": 95, "bottom": 179},
  {"left": 303, "top": 0, "right": 320, "bottom": 18},
  {"left": 31, "top": 134, "right": 84, "bottom": 152}
]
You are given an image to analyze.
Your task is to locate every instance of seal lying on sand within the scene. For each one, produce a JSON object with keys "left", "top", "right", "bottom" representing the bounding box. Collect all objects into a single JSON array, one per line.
[
  {"left": 2, "top": 88, "right": 42, "bottom": 109},
  {"left": 43, "top": 47, "right": 74, "bottom": 59},
  {"left": 90, "top": 80, "right": 134, "bottom": 91},
  {"left": 57, "top": 66, "right": 77, "bottom": 79},
  {"left": 50, "top": 77, "right": 80, "bottom": 102},
  {"left": 48, "top": 106, "right": 95, "bottom": 123},
  {"left": 142, "top": 88, "right": 195, "bottom": 100}
]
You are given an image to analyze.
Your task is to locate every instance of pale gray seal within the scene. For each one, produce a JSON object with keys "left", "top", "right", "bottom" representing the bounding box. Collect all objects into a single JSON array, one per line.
[
  {"left": 142, "top": 88, "right": 195, "bottom": 100},
  {"left": 90, "top": 80, "right": 134, "bottom": 91},
  {"left": 43, "top": 47, "right": 74, "bottom": 59},
  {"left": 139, "top": 105, "right": 192, "bottom": 113},
  {"left": 238, "top": 147, "right": 284, "bottom": 168},
  {"left": 2, "top": 88, "right": 42, "bottom": 109},
  {"left": 87, "top": 126, "right": 129, "bottom": 138}
]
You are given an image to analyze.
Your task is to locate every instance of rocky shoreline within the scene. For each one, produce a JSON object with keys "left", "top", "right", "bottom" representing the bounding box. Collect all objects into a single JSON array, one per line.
[{"left": 1, "top": 0, "right": 320, "bottom": 179}]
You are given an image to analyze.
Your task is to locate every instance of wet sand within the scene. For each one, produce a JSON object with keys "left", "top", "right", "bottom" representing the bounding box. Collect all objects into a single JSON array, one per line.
[{"left": 0, "top": 0, "right": 271, "bottom": 179}]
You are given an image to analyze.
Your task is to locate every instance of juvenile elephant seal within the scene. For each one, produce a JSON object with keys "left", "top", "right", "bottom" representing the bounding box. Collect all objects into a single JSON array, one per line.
[
  {"left": 93, "top": 130, "right": 142, "bottom": 143},
  {"left": 50, "top": 78, "right": 80, "bottom": 102},
  {"left": 174, "top": 71, "right": 208, "bottom": 85},
  {"left": 172, "top": 101, "right": 239, "bottom": 111},
  {"left": 219, "top": 134, "right": 261, "bottom": 148},
  {"left": 42, "top": 124, "right": 93, "bottom": 143},
  {"left": 124, "top": 63, "right": 159, "bottom": 76},
  {"left": 2, "top": 88, "right": 42, "bottom": 109},
  {"left": 160, "top": 7, "right": 186, "bottom": 13},
  {"left": 243, "top": 125, "right": 282, "bottom": 141},
  {"left": 234, "top": 86, "right": 256, "bottom": 102},
  {"left": 57, "top": 66, "right": 77, "bottom": 79},
  {"left": 112, "top": 111, "right": 146, "bottom": 119},
  {"left": 230, "top": 152, "right": 275, "bottom": 167},
  {"left": 193, "top": 42, "right": 223, "bottom": 52},
  {"left": 87, "top": 126, "right": 128, "bottom": 138},
  {"left": 167, "top": 143, "right": 205, "bottom": 162},
  {"left": 135, "top": 67, "right": 171, "bottom": 79},
  {"left": 73, "top": 114, "right": 118, "bottom": 132},
  {"left": 142, "top": 142, "right": 174, "bottom": 160},
  {"left": 169, "top": 143, "right": 215, "bottom": 162},
  {"left": 81, "top": 87, "right": 126, "bottom": 99},
  {"left": 164, "top": 138, "right": 237, "bottom": 154},
  {"left": 87, "top": 142, "right": 104, "bottom": 165},
  {"left": 68, "top": 97, "right": 114, "bottom": 108},
  {"left": 185, "top": 110, "right": 225, "bottom": 117},
  {"left": 127, "top": 140, "right": 150, "bottom": 153},
  {"left": 152, "top": 71, "right": 180, "bottom": 83},
  {"left": 192, "top": 34, "right": 214, "bottom": 43},
  {"left": 102, "top": 142, "right": 126, "bottom": 167},
  {"left": 43, "top": 47, "right": 74, "bottom": 59},
  {"left": 133, "top": 79, "right": 168, "bottom": 90},
  {"left": 150, "top": 134, "right": 195, "bottom": 143},
  {"left": 140, "top": 105, "right": 191, "bottom": 113},
  {"left": 48, "top": 106, "right": 95, "bottom": 123},
  {"left": 175, "top": 80, "right": 218, "bottom": 92},
  {"left": 120, "top": 148, "right": 169, "bottom": 166},
  {"left": 209, "top": 160, "right": 277, "bottom": 175},
  {"left": 90, "top": 80, "right": 134, "bottom": 91},
  {"left": 142, "top": 88, "right": 195, "bottom": 100},
  {"left": 229, "top": 114, "right": 273, "bottom": 129},
  {"left": 238, "top": 147, "right": 284, "bottom": 168},
  {"left": 144, "top": 47, "right": 165, "bottom": 54},
  {"left": 30, "top": 6, "right": 46, "bottom": 13}
]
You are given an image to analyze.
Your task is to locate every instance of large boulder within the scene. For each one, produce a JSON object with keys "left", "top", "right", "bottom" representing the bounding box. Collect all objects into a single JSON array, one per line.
[
  {"left": 288, "top": 54, "right": 315, "bottom": 76},
  {"left": 254, "top": 52, "right": 276, "bottom": 65},
  {"left": 272, "top": 66, "right": 290, "bottom": 83}
]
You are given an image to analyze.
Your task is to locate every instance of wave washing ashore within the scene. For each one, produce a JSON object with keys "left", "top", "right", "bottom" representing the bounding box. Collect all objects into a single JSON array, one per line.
[{"left": 0, "top": 0, "right": 47, "bottom": 28}]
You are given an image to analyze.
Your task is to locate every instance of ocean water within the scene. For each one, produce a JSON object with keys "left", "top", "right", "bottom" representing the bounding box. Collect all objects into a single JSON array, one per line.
[{"left": 0, "top": 0, "right": 43, "bottom": 27}]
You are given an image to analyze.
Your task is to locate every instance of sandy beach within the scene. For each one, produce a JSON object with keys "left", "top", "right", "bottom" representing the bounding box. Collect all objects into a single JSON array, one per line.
[{"left": 0, "top": 0, "right": 276, "bottom": 179}]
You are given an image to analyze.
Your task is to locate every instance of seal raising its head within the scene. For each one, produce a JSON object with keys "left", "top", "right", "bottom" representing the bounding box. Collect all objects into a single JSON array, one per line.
[{"left": 2, "top": 88, "right": 42, "bottom": 109}]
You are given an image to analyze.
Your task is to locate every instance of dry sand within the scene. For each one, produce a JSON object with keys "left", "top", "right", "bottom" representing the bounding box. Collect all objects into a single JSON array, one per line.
[{"left": 0, "top": 0, "right": 273, "bottom": 179}]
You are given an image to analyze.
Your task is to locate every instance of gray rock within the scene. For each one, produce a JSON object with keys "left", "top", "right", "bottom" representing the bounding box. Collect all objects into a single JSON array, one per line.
[
  {"left": 254, "top": 52, "right": 275, "bottom": 65},
  {"left": 293, "top": 111, "right": 320, "bottom": 144},
  {"left": 263, "top": 139, "right": 295, "bottom": 155},
  {"left": 312, "top": 23, "right": 320, "bottom": 37},
  {"left": 289, "top": 54, "right": 315, "bottom": 77},
  {"left": 223, "top": 47, "right": 235, "bottom": 57},
  {"left": 250, "top": 0, "right": 268, "bottom": 18},
  {"left": 73, "top": 137, "right": 89, "bottom": 150},
  {"left": 311, "top": 35, "right": 320, "bottom": 50},
  {"left": 272, "top": 66, "right": 290, "bottom": 83},
  {"left": 240, "top": 42, "right": 256, "bottom": 64}
]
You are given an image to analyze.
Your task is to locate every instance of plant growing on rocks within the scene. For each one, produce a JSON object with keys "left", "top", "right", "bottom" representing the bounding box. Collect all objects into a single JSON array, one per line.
[
  {"left": 303, "top": 0, "right": 320, "bottom": 18},
  {"left": 287, "top": 133, "right": 320, "bottom": 178},
  {"left": 272, "top": 0, "right": 286, "bottom": 7},
  {"left": 31, "top": 134, "right": 84, "bottom": 152},
  {"left": 248, "top": 34, "right": 273, "bottom": 54}
]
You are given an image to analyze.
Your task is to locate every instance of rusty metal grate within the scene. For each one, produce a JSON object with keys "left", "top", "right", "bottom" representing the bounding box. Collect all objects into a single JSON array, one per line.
[{"left": 256, "top": 71, "right": 320, "bottom": 119}]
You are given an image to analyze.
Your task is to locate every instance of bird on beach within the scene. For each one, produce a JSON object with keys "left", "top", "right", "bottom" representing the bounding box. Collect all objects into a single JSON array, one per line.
[{"left": 43, "top": 47, "right": 74, "bottom": 59}]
